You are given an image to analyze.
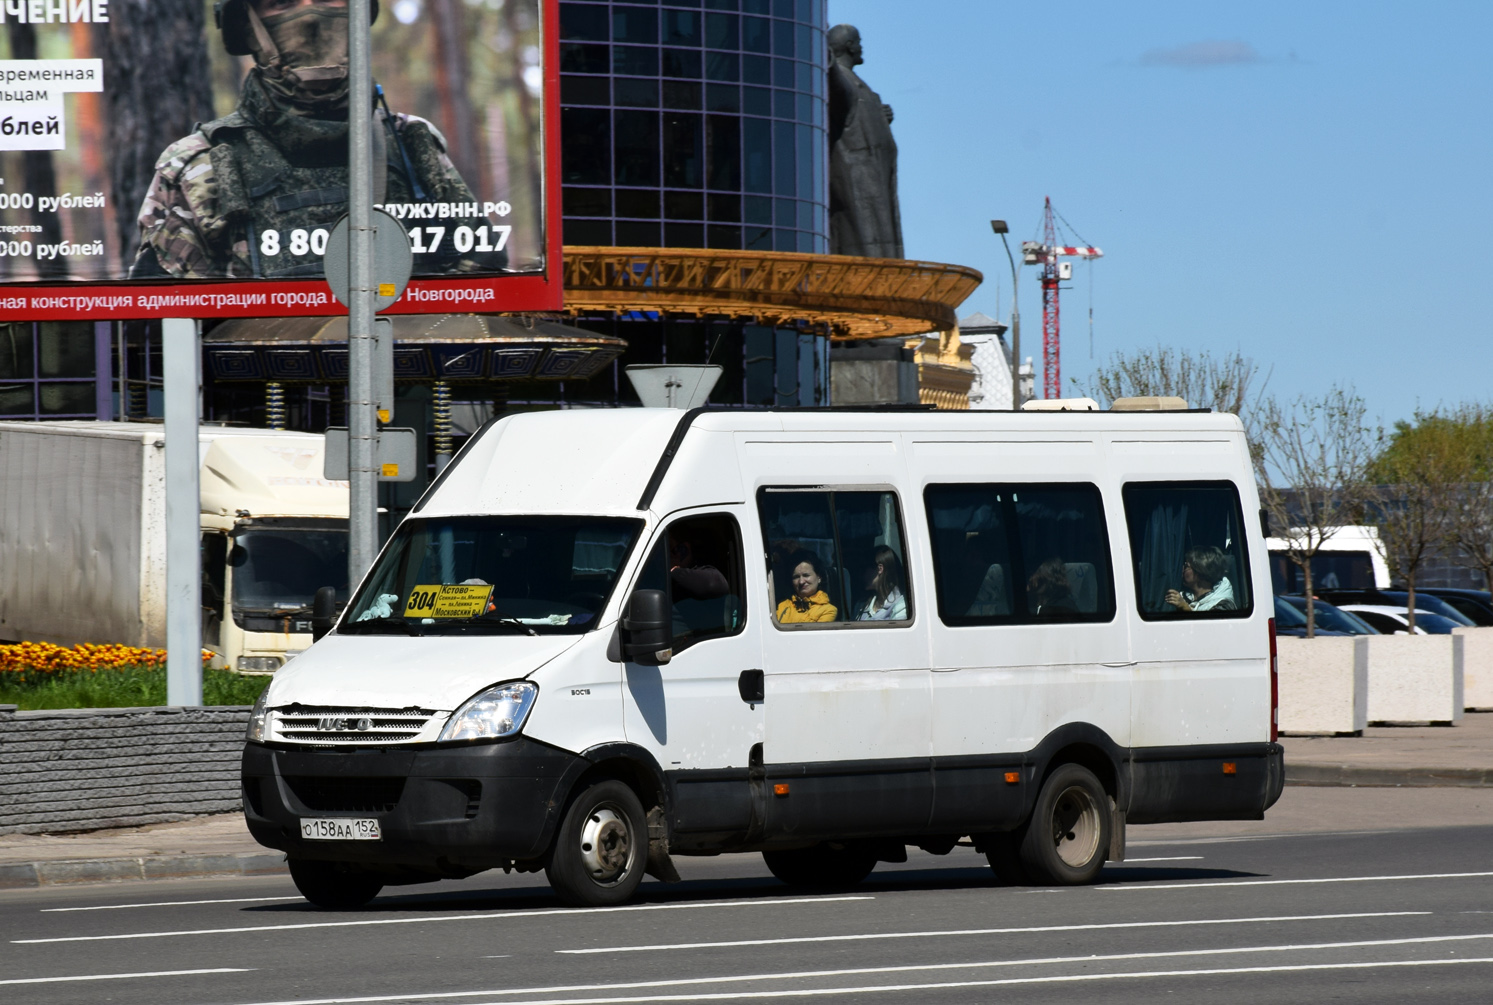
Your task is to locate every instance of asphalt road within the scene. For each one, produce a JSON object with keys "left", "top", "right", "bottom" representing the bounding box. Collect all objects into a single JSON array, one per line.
[{"left": 3, "top": 822, "right": 1492, "bottom": 1005}]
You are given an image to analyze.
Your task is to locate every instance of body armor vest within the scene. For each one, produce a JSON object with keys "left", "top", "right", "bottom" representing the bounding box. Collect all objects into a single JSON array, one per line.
[{"left": 199, "top": 111, "right": 491, "bottom": 278}]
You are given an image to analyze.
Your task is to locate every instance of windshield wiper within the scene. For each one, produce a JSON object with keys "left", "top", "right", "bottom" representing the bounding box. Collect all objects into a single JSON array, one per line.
[{"left": 428, "top": 611, "right": 539, "bottom": 636}]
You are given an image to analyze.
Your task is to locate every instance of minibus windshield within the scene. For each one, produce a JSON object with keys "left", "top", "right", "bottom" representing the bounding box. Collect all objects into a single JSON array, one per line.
[{"left": 341, "top": 516, "right": 643, "bottom": 635}]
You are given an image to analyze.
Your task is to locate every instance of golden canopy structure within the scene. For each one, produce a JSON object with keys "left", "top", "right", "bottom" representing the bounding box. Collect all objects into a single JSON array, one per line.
[{"left": 561, "top": 247, "right": 983, "bottom": 342}]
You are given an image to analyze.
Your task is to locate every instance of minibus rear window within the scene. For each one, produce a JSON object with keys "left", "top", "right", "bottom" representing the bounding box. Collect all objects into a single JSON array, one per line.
[
  {"left": 1122, "top": 482, "right": 1254, "bottom": 620},
  {"left": 340, "top": 516, "right": 643, "bottom": 634},
  {"left": 924, "top": 483, "right": 1116, "bottom": 625}
]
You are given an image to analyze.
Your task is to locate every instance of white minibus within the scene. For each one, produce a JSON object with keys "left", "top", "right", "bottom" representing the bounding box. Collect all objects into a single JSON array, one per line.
[{"left": 242, "top": 406, "right": 1284, "bottom": 908}]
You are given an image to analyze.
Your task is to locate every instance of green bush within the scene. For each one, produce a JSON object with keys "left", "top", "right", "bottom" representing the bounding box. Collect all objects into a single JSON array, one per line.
[{"left": 0, "top": 666, "right": 270, "bottom": 711}]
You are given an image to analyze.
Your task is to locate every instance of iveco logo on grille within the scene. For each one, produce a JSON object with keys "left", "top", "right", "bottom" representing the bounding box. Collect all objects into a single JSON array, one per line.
[{"left": 317, "top": 716, "right": 375, "bottom": 732}]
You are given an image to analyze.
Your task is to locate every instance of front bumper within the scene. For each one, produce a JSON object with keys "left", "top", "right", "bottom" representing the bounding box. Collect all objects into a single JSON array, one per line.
[{"left": 242, "top": 737, "right": 586, "bottom": 875}]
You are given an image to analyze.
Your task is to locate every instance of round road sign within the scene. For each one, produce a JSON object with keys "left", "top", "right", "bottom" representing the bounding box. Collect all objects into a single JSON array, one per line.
[{"left": 323, "top": 209, "right": 414, "bottom": 313}]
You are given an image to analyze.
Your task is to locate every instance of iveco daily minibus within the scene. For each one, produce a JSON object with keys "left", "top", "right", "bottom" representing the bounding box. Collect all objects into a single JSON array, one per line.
[{"left": 242, "top": 404, "right": 1284, "bottom": 908}]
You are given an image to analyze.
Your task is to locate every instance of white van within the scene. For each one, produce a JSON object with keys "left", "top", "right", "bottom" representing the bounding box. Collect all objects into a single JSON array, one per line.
[
  {"left": 243, "top": 407, "right": 1284, "bottom": 908},
  {"left": 1268, "top": 525, "right": 1391, "bottom": 593}
]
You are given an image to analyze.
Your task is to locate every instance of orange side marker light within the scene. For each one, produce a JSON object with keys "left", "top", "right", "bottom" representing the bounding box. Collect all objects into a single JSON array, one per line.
[
  {"left": 1004, "top": 771, "right": 1020, "bottom": 784},
  {"left": 1222, "top": 762, "right": 1237, "bottom": 775},
  {"left": 773, "top": 783, "right": 790, "bottom": 796}
]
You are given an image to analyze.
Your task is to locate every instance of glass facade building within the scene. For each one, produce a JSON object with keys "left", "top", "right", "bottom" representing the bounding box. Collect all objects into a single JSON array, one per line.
[{"left": 559, "top": 0, "right": 830, "bottom": 255}]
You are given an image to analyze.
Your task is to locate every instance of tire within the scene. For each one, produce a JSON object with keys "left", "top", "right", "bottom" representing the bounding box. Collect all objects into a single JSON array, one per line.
[
  {"left": 546, "top": 780, "right": 649, "bottom": 907},
  {"left": 1018, "top": 763, "right": 1111, "bottom": 885},
  {"left": 762, "top": 843, "right": 877, "bottom": 890},
  {"left": 287, "top": 858, "right": 384, "bottom": 910}
]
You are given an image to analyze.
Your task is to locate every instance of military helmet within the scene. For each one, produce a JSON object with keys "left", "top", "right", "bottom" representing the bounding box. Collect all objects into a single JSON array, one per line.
[{"left": 215, "top": 0, "right": 380, "bottom": 57}]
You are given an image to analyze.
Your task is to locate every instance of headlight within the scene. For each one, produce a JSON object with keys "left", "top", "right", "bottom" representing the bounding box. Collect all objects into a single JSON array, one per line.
[
  {"left": 439, "top": 681, "right": 537, "bottom": 743},
  {"left": 246, "top": 690, "right": 270, "bottom": 743},
  {"left": 238, "top": 656, "right": 282, "bottom": 673}
]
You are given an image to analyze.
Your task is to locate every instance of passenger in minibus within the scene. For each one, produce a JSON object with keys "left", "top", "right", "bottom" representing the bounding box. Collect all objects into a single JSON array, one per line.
[
  {"left": 857, "top": 545, "right": 908, "bottom": 621},
  {"left": 1165, "top": 545, "right": 1237, "bottom": 612},
  {"left": 775, "top": 551, "right": 838, "bottom": 623},
  {"left": 1027, "top": 558, "right": 1078, "bottom": 616}
]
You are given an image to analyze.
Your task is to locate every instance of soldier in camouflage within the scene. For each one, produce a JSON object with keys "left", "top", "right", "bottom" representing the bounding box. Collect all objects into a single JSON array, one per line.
[{"left": 131, "top": 0, "right": 501, "bottom": 279}]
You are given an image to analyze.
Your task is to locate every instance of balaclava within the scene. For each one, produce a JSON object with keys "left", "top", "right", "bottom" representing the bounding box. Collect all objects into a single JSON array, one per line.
[{"left": 246, "top": 4, "right": 351, "bottom": 110}]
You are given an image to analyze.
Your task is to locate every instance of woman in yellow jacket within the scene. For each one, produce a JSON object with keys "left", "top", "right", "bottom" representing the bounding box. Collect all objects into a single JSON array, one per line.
[{"left": 775, "top": 551, "right": 838, "bottom": 623}]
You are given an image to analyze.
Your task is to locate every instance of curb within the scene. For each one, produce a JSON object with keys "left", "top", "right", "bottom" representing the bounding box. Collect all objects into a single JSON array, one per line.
[
  {"left": 0, "top": 852, "right": 287, "bottom": 890},
  {"left": 1286, "top": 763, "right": 1493, "bottom": 788}
]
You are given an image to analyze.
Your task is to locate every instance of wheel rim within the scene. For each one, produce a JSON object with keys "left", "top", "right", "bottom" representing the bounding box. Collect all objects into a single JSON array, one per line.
[
  {"left": 577, "top": 803, "right": 634, "bottom": 886},
  {"left": 1049, "top": 785, "right": 1102, "bottom": 867}
]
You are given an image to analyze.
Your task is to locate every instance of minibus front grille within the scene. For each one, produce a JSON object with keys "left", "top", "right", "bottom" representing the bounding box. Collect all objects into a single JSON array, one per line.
[
  {"left": 282, "top": 775, "right": 406, "bottom": 813},
  {"left": 274, "top": 708, "right": 436, "bottom": 745}
]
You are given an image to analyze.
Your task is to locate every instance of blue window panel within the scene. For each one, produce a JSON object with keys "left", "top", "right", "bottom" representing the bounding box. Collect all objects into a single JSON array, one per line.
[
  {"left": 796, "top": 23, "right": 813, "bottom": 62},
  {"left": 662, "top": 47, "right": 703, "bottom": 78},
  {"left": 662, "top": 10, "right": 701, "bottom": 45},
  {"left": 614, "top": 110, "right": 662, "bottom": 186},
  {"left": 559, "top": 3, "right": 608, "bottom": 41},
  {"left": 615, "top": 77, "right": 660, "bottom": 106},
  {"left": 774, "top": 197, "right": 795, "bottom": 226},
  {"left": 796, "top": 61, "right": 813, "bottom": 94},
  {"left": 796, "top": 124, "right": 813, "bottom": 200},
  {"left": 706, "top": 50, "right": 740, "bottom": 81},
  {"left": 744, "top": 225, "right": 773, "bottom": 251},
  {"left": 562, "top": 107, "right": 611, "bottom": 184},
  {"left": 742, "top": 15, "right": 769, "bottom": 52},
  {"left": 743, "top": 0, "right": 770, "bottom": 14},
  {"left": 743, "top": 117, "right": 772, "bottom": 192},
  {"left": 663, "top": 112, "right": 703, "bottom": 187},
  {"left": 796, "top": 199, "right": 813, "bottom": 230},
  {"left": 773, "top": 57, "right": 794, "bottom": 87},
  {"left": 613, "top": 6, "right": 659, "bottom": 44},
  {"left": 743, "top": 53, "right": 771, "bottom": 85},
  {"left": 705, "top": 12, "right": 739, "bottom": 48},
  {"left": 795, "top": 91, "right": 812, "bottom": 123},
  {"left": 706, "top": 82, "right": 741, "bottom": 111},
  {"left": 560, "top": 43, "right": 609, "bottom": 74},
  {"left": 744, "top": 194, "right": 773, "bottom": 223},
  {"left": 706, "top": 114, "right": 742, "bottom": 189},
  {"left": 773, "top": 18, "right": 793, "bottom": 57},
  {"left": 614, "top": 45, "right": 660, "bottom": 76},
  {"left": 773, "top": 88, "right": 794, "bottom": 119},
  {"left": 773, "top": 0, "right": 793, "bottom": 21},
  {"left": 773, "top": 119, "right": 796, "bottom": 195},
  {"left": 705, "top": 0, "right": 738, "bottom": 10},
  {"left": 743, "top": 85, "right": 771, "bottom": 116}
]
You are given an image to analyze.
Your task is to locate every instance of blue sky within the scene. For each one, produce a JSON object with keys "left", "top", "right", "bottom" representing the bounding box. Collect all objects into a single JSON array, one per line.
[{"left": 827, "top": 0, "right": 1493, "bottom": 424}]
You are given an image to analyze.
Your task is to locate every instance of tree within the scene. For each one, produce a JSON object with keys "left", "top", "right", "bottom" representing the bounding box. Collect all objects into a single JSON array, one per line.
[
  {"left": 1369, "top": 410, "right": 1475, "bottom": 630},
  {"left": 98, "top": 0, "right": 215, "bottom": 269},
  {"left": 1083, "top": 345, "right": 1269, "bottom": 433},
  {"left": 1254, "top": 386, "right": 1377, "bottom": 637},
  {"left": 1428, "top": 405, "right": 1493, "bottom": 592}
]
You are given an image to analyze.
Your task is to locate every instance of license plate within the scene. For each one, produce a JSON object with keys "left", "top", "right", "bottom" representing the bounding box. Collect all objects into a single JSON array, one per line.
[{"left": 300, "top": 818, "right": 382, "bottom": 841}]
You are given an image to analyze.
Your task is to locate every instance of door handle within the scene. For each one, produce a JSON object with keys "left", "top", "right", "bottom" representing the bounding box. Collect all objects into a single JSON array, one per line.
[{"left": 738, "top": 669, "right": 764, "bottom": 704}]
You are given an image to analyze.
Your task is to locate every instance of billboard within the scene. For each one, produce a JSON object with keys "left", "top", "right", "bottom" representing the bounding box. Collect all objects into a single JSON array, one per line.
[{"left": 0, "top": 0, "right": 559, "bottom": 319}]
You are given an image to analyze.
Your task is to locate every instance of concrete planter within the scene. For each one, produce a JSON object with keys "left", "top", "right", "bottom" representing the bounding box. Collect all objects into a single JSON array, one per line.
[
  {"left": 0, "top": 705, "right": 250, "bottom": 835},
  {"left": 1277, "top": 635, "right": 1368, "bottom": 735},
  {"left": 1365, "top": 634, "right": 1464, "bottom": 725},
  {"left": 1453, "top": 627, "right": 1493, "bottom": 710}
]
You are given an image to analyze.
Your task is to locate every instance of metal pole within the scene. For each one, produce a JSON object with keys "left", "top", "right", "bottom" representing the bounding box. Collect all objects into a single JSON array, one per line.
[
  {"left": 998, "top": 233, "right": 1022, "bottom": 409},
  {"left": 348, "top": 0, "right": 378, "bottom": 588},
  {"left": 162, "top": 317, "right": 202, "bottom": 707}
]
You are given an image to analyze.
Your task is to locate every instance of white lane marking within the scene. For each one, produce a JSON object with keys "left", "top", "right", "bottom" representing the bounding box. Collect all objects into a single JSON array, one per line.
[
  {"left": 43, "top": 897, "right": 303, "bottom": 912},
  {"left": 12, "top": 895, "right": 871, "bottom": 945},
  {"left": 213, "top": 931, "right": 1493, "bottom": 1005},
  {"left": 342, "top": 959, "right": 1493, "bottom": 1003},
  {"left": 1107, "top": 870, "right": 1493, "bottom": 891},
  {"left": 558, "top": 911, "right": 1424, "bottom": 955},
  {"left": 0, "top": 968, "right": 252, "bottom": 986},
  {"left": 1113, "top": 856, "right": 1204, "bottom": 863}
]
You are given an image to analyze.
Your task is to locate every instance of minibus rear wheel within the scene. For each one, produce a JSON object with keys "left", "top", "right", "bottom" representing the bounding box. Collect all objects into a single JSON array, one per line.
[
  {"left": 762, "top": 843, "right": 877, "bottom": 889},
  {"left": 287, "top": 859, "right": 384, "bottom": 910},
  {"left": 1019, "top": 763, "right": 1111, "bottom": 885},
  {"left": 547, "top": 780, "right": 649, "bottom": 907}
]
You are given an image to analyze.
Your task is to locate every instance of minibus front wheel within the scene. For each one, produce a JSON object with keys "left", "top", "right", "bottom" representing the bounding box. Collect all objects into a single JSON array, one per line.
[
  {"left": 546, "top": 780, "right": 649, "bottom": 906},
  {"left": 1019, "top": 763, "right": 1111, "bottom": 885}
]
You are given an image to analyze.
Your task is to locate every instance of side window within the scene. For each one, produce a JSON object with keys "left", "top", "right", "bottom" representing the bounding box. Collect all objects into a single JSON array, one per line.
[
  {"left": 756, "top": 488, "right": 913, "bottom": 627},
  {"left": 637, "top": 514, "right": 747, "bottom": 653},
  {"left": 1123, "top": 481, "right": 1254, "bottom": 620},
  {"left": 925, "top": 483, "right": 1115, "bottom": 625}
]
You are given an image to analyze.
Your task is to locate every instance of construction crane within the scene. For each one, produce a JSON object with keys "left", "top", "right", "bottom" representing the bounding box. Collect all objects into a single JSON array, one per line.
[{"left": 1022, "top": 197, "right": 1102, "bottom": 399}]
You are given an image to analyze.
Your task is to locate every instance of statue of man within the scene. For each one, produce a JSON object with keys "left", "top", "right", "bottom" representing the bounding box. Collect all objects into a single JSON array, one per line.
[{"left": 827, "top": 24, "right": 903, "bottom": 259}]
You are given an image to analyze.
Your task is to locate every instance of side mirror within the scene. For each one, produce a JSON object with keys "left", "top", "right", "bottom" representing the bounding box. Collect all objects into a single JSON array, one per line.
[
  {"left": 311, "top": 586, "right": 338, "bottom": 642},
  {"left": 621, "top": 589, "right": 671, "bottom": 665}
]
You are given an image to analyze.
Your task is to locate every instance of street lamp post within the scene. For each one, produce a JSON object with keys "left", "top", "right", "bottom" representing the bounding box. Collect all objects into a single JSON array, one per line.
[{"left": 990, "top": 220, "right": 1021, "bottom": 409}]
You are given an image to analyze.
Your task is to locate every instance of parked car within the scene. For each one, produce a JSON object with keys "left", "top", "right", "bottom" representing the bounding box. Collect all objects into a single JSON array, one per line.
[
  {"left": 1420, "top": 588, "right": 1493, "bottom": 626},
  {"left": 1314, "top": 589, "right": 1476, "bottom": 627},
  {"left": 1277, "top": 596, "right": 1379, "bottom": 635},
  {"left": 1335, "top": 604, "right": 1459, "bottom": 635}
]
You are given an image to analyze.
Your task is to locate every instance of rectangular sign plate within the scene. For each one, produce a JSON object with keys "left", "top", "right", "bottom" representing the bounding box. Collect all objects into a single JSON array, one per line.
[
  {"left": 403, "top": 584, "right": 494, "bottom": 619},
  {"left": 301, "top": 818, "right": 382, "bottom": 841}
]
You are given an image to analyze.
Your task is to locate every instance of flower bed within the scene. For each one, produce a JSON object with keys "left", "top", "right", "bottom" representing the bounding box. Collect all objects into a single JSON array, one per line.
[{"left": 0, "top": 642, "right": 266, "bottom": 710}]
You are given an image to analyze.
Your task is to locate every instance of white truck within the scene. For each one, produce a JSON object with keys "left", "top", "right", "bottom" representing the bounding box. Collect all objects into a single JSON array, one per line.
[{"left": 0, "top": 421, "right": 349, "bottom": 673}]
